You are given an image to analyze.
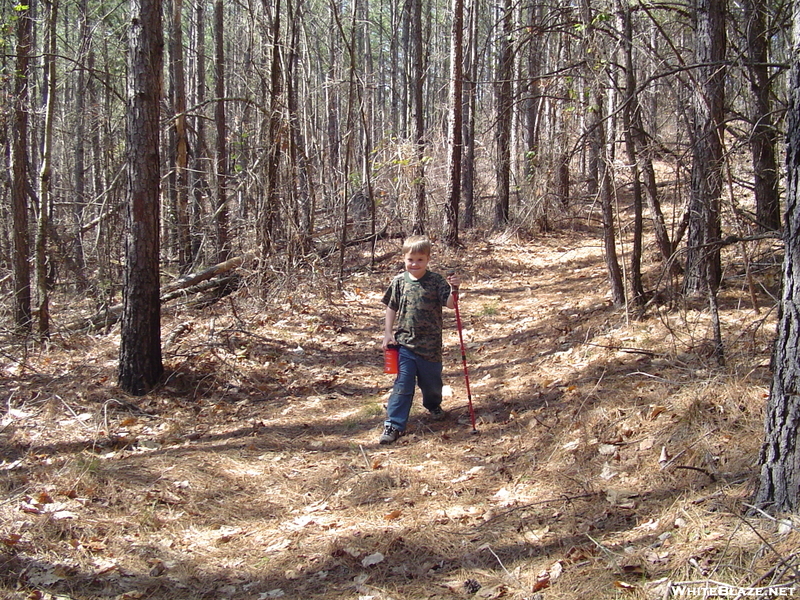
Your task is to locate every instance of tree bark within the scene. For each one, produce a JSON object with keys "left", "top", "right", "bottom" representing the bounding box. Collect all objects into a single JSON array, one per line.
[
  {"left": 118, "top": 0, "right": 165, "bottom": 395},
  {"left": 411, "top": 0, "right": 426, "bottom": 234},
  {"left": 755, "top": 3, "right": 800, "bottom": 512},
  {"left": 72, "top": 0, "right": 89, "bottom": 290},
  {"left": 597, "top": 91, "right": 626, "bottom": 307},
  {"left": 493, "top": 0, "right": 513, "bottom": 229},
  {"left": 259, "top": 0, "right": 282, "bottom": 258},
  {"left": 461, "top": 0, "right": 477, "bottom": 230},
  {"left": 684, "top": 0, "right": 725, "bottom": 294},
  {"left": 213, "top": 0, "right": 231, "bottom": 264},
  {"left": 443, "top": 0, "right": 464, "bottom": 247},
  {"left": 618, "top": 0, "right": 645, "bottom": 307},
  {"left": 744, "top": 0, "right": 781, "bottom": 231},
  {"left": 170, "top": 0, "right": 191, "bottom": 270},
  {"left": 11, "top": 0, "right": 34, "bottom": 332},
  {"left": 190, "top": 0, "right": 208, "bottom": 264},
  {"left": 37, "top": 0, "right": 58, "bottom": 338}
]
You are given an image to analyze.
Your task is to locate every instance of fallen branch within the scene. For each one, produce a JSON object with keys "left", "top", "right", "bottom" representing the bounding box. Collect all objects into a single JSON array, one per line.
[{"left": 64, "top": 255, "right": 251, "bottom": 332}]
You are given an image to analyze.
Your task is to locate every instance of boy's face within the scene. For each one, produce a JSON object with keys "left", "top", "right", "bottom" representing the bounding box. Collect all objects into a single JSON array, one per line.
[{"left": 404, "top": 251, "right": 430, "bottom": 279}]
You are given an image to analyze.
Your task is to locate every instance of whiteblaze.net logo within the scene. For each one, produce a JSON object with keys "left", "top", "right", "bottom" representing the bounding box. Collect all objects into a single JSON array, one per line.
[{"left": 670, "top": 585, "right": 796, "bottom": 597}]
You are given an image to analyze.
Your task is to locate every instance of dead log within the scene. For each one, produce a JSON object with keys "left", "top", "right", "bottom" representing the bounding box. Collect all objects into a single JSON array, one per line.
[
  {"left": 161, "top": 253, "right": 252, "bottom": 294},
  {"left": 64, "top": 254, "right": 251, "bottom": 332},
  {"left": 315, "top": 224, "right": 403, "bottom": 256}
]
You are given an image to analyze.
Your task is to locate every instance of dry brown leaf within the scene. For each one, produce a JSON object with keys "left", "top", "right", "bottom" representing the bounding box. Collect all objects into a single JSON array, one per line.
[
  {"left": 613, "top": 581, "right": 637, "bottom": 591},
  {"left": 384, "top": 509, "right": 402, "bottom": 520},
  {"left": 35, "top": 491, "right": 54, "bottom": 504},
  {"left": 532, "top": 571, "right": 550, "bottom": 592},
  {"left": 2, "top": 533, "right": 22, "bottom": 546}
]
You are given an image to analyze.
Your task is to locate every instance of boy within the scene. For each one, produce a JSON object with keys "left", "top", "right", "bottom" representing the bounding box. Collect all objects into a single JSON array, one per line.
[{"left": 380, "top": 235, "right": 461, "bottom": 444}]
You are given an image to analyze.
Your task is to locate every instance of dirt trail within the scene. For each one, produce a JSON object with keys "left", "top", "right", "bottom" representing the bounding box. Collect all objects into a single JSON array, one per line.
[{"left": 0, "top": 230, "right": 792, "bottom": 600}]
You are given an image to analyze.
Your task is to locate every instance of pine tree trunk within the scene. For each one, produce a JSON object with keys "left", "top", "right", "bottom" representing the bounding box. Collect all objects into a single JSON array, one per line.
[
  {"left": 72, "top": 0, "right": 89, "bottom": 290},
  {"left": 461, "top": 0, "right": 477, "bottom": 229},
  {"left": 190, "top": 0, "right": 208, "bottom": 264},
  {"left": 171, "top": 0, "right": 191, "bottom": 271},
  {"left": 443, "top": 0, "right": 464, "bottom": 247},
  {"left": 213, "top": 0, "right": 230, "bottom": 263},
  {"left": 411, "top": 0, "right": 426, "bottom": 234},
  {"left": 11, "top": 0, "right": 33, "bottom": 332},
  {"left": 684, "top": 0, "right": 725, "bottom": 294},
  {"left": 755, "top": 8, "right": 800, "bottom": 512},
  {"left": 119, "top": 0, "right": 164, "bottom": 395},
  {"left": 493, "top": 0, "right": 513, "bottom": 229},
  {"left": 744, "top": 0, "right": 780, "bottom": 231},
  {"left": 37, "top": 0, "right": 58, "bottom": 338},
  {"left": 618, "top": 0, "right": 644, "bottom": 307}
]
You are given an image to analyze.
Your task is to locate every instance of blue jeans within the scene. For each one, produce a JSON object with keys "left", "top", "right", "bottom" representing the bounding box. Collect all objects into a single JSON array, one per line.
[{"left": 385, "top": 346, "right": 443, "bottom": 432}]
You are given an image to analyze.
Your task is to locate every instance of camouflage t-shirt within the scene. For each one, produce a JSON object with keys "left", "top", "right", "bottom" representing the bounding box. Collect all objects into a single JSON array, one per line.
[{"left": 382, "top": 270, "right": 451, "bottom": 363}]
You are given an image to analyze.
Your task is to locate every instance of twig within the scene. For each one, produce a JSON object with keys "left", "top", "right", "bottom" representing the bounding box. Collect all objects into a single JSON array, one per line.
[
  {"left": 579, "top": 341, "right": 665, "bottom": 357},
  {"left": 675, "top": 465, "right": 717, "bottom": 481},
  {"left": 660, "top": 429, "right": 717, "bottom": 470},
  {"left": 359, "top": 445, "right": 372, "bottom": 470},
  {"left": 585, "top": 533, "right": 622, "bottom": 572},
  {"left": 480, "top": 544, "right": 520, "bottom": 584},
  {"left": 729, "top": 507, "right": 800, "bottom": 582},
  {"left": 625, "top": 371, "right": 687, "bottom": 386},
  {"left": 56, "top": 395, "right": 93, "bottom": 431}
]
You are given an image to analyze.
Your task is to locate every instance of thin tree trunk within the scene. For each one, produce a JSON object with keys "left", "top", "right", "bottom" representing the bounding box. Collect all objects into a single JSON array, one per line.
[
  {"left": 72, "top": 0, "right": 89, "bottom": 290},
  {"left": 684, "top": 0, "right": 725, "bottom": 294},
  {"left": 11, "top": 0, "right": 33, "bottom": 332},
  {"left": 37, "top": 0, "right": 58, "bottom": 338},
  {"left": 596, "top": 91, "right": 625, "bottom": 307},
  {"left": 461, "top": 0, "right": 477, "bottom": 229},
  {"left": 213, "top": 0, "right": 231, "bottom": 263},
  {"left": 411, "top": 0, "right": 426, "bottom": 234},
  {"left": 171, "top": 0, "right": 191, "bottom": 270},
  {"left": 190, "top": 0, "right": 208, "bottom": 264},
  {"left": 443, "top": 0, "right": 464, "bottom": 246},
  {"left": 618, "top": 0, "right": 645, "bottom": 307},
  {"left": 744, "top": 0, "right": 780, "bottom": 231},
  {"left": 494, "top": 0, "right": 513, "bottom": 229}
]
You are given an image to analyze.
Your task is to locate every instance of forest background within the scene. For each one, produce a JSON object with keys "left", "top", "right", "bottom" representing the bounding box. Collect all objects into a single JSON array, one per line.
[{"left": 3, "top": 0, "right": 800, "bottom": 598}]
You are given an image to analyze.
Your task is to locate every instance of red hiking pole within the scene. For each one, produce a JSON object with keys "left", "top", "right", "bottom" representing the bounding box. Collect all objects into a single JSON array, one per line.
[{"left": 452, "top": 287, "right": 478, "bottom": 434}]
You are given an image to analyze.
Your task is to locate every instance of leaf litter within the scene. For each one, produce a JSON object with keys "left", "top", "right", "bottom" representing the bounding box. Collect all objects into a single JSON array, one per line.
[{"left": 0, "top": 230, "right": 796, "bottom": 599}]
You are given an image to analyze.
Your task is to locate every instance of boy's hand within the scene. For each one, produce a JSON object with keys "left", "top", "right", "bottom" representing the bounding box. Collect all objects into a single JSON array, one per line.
[
  {"left": 447, "top": 272, "right": 461, "bottom": 291},
  {"left": 383, "top": 334, "right": 397, "bottom": 350}
]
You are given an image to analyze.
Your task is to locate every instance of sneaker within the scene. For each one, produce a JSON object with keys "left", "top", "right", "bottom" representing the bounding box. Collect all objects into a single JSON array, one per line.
[
  {"left": 429, "top": 407, "right": 447, "bottom": 421},
  {"left": 379, "top": 425, "right": 401, "bottom": 445}
]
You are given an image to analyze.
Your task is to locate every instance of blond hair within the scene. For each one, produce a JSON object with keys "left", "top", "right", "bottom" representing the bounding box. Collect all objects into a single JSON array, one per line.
[{"left": 402, "top": 235, "right": 431, "bottom": 256}]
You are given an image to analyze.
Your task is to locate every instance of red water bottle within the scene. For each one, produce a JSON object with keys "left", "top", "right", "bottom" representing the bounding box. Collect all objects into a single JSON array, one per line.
[{"left": 384, "top": 344, "right": 400, "bottom": 374}]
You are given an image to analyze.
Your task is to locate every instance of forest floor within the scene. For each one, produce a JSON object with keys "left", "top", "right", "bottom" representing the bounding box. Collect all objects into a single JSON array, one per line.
[{"left": 1, "top": 225, "right": 798, "bottom": 600}]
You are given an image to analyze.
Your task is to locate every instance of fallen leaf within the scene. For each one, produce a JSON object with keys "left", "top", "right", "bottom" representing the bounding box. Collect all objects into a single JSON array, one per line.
[
  {"left": 659, "top": 446, "right": 670, "bottom": 466},
  {"left": 613, "top": 580, "right": 637, "bottom": 591},
  {"left": 35, "top": 491, "right": 54, "bottom": 504},
  {"left": 361, "top": 552, "right": 385, "bottom": 567},
  {"left": 598, "top": 443, "right": 618, "bottom": 455},
  {"left": 52, "top": 510, "right": 79, "bottom": 520},
  {"left": 384, "top": 510, "right": 402, "bottom": 520},
  {"left": 1, "top": 533, "right": 22, "bottom": 546},
  {"left": 550, "top": 560, "right": 564, "bottom": 580},
  {"left": 532, "top": 571, "right": 550, "bottom": 592}
]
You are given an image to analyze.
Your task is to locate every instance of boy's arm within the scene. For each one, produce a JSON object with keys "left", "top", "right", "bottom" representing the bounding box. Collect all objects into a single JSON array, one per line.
[{"left": 383, "top": 306, "right": 397, "bottom": 349}]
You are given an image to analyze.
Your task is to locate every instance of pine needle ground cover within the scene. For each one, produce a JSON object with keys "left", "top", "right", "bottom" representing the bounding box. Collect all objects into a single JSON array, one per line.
[{"left": 1, "top": 231, "right": 795, "bottom": 600}]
